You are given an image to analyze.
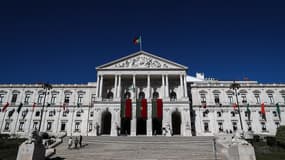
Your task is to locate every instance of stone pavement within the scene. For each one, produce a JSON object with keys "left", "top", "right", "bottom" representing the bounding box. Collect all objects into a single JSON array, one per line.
[{"left": 49, "top": 136, "right": 222, "bottom": 160}]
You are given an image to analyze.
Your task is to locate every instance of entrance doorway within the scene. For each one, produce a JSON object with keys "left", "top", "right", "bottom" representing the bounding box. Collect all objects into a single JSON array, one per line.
[
  {"left": 136, "top": 118, "right": 146, "bottom": 135},
  {"left": 121, "top": 118, "right": 131, "bottom": 135},
  {"left": 152, "top": 118, "right": 162, "bottom": 135},
  {"left": 101, "top": 110, "right": 112, "bottom": 135},
  {"left": 171, "top": 110, "right": 181, "bottom": 135}
]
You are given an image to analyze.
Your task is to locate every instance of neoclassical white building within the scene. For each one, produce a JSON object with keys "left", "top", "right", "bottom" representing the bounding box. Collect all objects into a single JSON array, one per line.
[{"left": 0, "top": 51, "right": 284, "bottom": 137}]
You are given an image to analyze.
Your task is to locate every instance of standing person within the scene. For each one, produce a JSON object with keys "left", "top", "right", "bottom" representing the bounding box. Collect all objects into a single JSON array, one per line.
[
  {"left": 68, "top": 137, "right": 73, "bottom": 149},
  {"left": 74, "top": 137, "right": 79, "bottom": 149},
  {"left": 79, "top": 135, "right": 82, "bottom": 148}
]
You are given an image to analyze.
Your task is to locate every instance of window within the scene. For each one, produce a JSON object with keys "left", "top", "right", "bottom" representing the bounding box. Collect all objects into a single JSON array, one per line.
[
  {"left": 247, "top": 122, "right": 252, "bottom": 131},
  {"left": 106, "top": 91, "right": 113, "bottom": 99},
  {"left": 24, "top": 94, "right": 31, "bottom": 104},
  {"left": 91, "top": 94, "right": 96, "bottom": 102},
  {"left": 78, "top": 94, "right": 83, "bottom": 104},
  {"left": 231, "top": 111, "right": 236, "bottom": 117},
  {"left": 51, "top": 94, "right": 56, "bottom": 105},
  {"left": 90, "top": 111, "right": 94, "bottom": 117},
  {"left": 200, "top": 94, "right": 206, "bottom": 103},
  {"left": 275, "top": 121, "right": 280, "bottom": 128},
  {"left": 88, "top": 122, "right": 93, "bottom": 132},
  {"left": 63, "top": 111, "right": 68, "bottom": 117},
  {"left": 18, "top": 121, "right": 24, "bottom": 131},
  {"left": 64, "top": 94, "right": 70, "bottom": 104},
  {"left": 228, "top": 95, "right": 233, "bottom": 104},
  {"left": 273, "top": 111, "right": 278, "bottom": 117},
  {"left": 204, "top": 122, "right": 209, "bottom": 132},
  {"left": 49, "top": 110, "right": 55, "bottom": 117},
  {"left": 232, "top": 122, "right": 238, "bottom": 131},
  {"left": 47, "top": 122, "right": 52, "bottom": 131},
  {"left": 241, "top": 94, "right": 247, "bottom": 103},
  {"left": 76, "top": 111, "right": 81, "bottom": 117},
  {"left": 153, "top": 91, "right": 159, "bottom": 99},
  {"left": 75, "top": 121, "right": 80, "bottom": 132},
  {"left": 214, "top": 94, "right": 220, "bottom": 104},
  {"left": 218, "top": 122, "right": 223, "bottom": 132},
  {"left": 60, "top": 122, "right": 66, "bottom": 131},
  {"left": 0, "top": 94, "right": 4, "bottom": 103},
  {"left": 268, "top": 94, "right": 274, "bottom": 104},
  {"left": 35, "top": 111, "right": 40, "bottom": 117},
  {"left": 33, "top": 121, "right": 39, "bottom": 130},
  {"left": 261, "top": 122, "right": 266, "bottom": 132},
  {"left": 203, "top": 110, "right": 209, "bottom": 117},
  {"left": 11, "top": 94, "right": 17, "bottom": 103},
  {"left": 282, "top": 95, "right": 285, "bottom": 104},
  {"left": 170, "top": 91, "right": 177, "bottom": 101},
  {"left": 255, "top": 94, "right": 260, "bottom": 104},
  {"left": 217, "top": 111, "right": 222, "bottom": 117},
  {"left": 4, "top": 121, "right": 10, "bottom": 131},
  {"left": 38, "top": 94, "right": 44, "bottom": 104}
]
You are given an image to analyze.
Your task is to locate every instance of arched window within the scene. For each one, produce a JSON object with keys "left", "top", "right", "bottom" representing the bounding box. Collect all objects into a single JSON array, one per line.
[
  {"left": 170, "top": 91, "right": 177, "bottom": 100},
  {"left": 138, "top": 91, "right": 145, "bottom": 99},
  {"left": 124, "top": 92, "right": 131, "bottom": 99},
  {"left": 153, "top": 91, "right": 159, "bottom": 99},
  {"left": 107, "top": 91, "right": 114, "bottom": 99}
]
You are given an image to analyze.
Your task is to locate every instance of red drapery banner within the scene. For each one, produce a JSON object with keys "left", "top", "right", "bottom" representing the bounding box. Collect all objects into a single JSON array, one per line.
[
  {"left": 157, "top": 99, "right": 163, "bottom": 119},
  {"left": 125, "top": 99, "right": 132, "bottom": 118},
  {"left": 141, "top": 98, "right": 147, "bottom": 119},
  {"left": 2, "top": 102, "right": 9, "bottom": 112}
]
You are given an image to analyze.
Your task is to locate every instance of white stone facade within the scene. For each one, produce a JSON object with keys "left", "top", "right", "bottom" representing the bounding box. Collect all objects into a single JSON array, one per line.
[{"left": 0, "top": 51, "right": 284, "bottom": 137}]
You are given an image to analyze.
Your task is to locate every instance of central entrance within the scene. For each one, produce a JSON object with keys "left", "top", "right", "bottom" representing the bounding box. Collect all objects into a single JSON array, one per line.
[
  {"left": 172, "top": 110, "right": 181, "bottom": 135},
  {"left": 120, "top": 118, "right": 131, "bottom": 135},
  {"left": 101, "top": 110, "right": 112, "bottom": 135},
  {"left": 136, "top": 118, "right": 146, "bottom": 135},
  {"left": 152, "top": 118, "right": 162, "bottom": 135}
]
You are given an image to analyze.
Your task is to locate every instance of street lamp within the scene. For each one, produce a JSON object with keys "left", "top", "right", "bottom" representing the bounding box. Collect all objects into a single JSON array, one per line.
[
  {"left": 38, "top": 83, "right": 52, "bottom": 132},
  {"left": 230, "top": 81, "right": 244, "bottom": 133}
]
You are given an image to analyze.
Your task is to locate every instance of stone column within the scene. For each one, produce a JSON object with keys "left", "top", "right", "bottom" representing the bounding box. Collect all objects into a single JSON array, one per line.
[
  {"left": 117, "top": 75, "right": 121, "bottom": 98},
  {"left": 147, "top": 75, "right": 150, "bottom": 99},
  {"left": 133, "top": 75, "right": 136, "bottom": 99},
  {"left": 180, "top": 75, "right": 184, "bottom": 99},
  {"left": 147, "top": 102, "right": 152, "bottom": 136},
  {"left": 166, "top": 75, "right": 169, "bottom": 98},
  {"left": 99, "top": 75, "right": 104, "bottom": 99},
  {"left": 183, "top": 74, "right": 188, "bottom": 98},
  {"left": 114, "top": 75, "right": 118, "bottom": 99},
  {"left": 96, "top": 75, "right": 100, "bottom": 98},
  {"left": 162, "top": 75, "right": 165, "bottom": 98},
  {"left": 131, "top": 104, "right": 136, "bottom": 136}
]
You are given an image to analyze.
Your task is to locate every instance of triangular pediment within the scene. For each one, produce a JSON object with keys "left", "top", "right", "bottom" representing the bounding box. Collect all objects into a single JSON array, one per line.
[{"left": 96, "top": 51, "right": 188, "bottom": 70}]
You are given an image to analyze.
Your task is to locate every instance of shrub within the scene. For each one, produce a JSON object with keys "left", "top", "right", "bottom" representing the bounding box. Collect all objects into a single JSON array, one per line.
[{"left": 276, "top": 126, "right": 285, "bottom": 148}]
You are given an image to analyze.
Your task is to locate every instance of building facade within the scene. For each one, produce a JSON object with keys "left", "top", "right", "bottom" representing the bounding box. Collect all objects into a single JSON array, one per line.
[{"left": 0, "top": 51, "right": 284, "bottom": 137}]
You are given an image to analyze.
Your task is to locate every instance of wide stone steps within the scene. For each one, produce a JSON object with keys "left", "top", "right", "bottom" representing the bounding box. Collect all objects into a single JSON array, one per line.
[{"left": 50, "top": 136, "right": 222, "bottom": 160}]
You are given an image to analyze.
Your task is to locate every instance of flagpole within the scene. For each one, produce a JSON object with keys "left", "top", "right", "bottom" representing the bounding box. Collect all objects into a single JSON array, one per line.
[{"left": 140, "top": 35, "right": 142, "bottom": 51}]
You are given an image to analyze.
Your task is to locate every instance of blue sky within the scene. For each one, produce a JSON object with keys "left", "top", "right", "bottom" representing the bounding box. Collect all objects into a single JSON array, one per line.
[{"left": 0, "top": 0, "right": 285, "bottom": 84}]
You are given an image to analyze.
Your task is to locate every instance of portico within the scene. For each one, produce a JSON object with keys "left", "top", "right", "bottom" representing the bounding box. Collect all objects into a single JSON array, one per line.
[{"left": 93, "top": 51, "right": 191, "bottom": 136}]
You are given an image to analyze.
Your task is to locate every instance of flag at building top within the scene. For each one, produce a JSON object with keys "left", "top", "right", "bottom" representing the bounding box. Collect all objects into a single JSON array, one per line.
[{"left": 133, "top": 36, "right": 141, "bottom": 44}]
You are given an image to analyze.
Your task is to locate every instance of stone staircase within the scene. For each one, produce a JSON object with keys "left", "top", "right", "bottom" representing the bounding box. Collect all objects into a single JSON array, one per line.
[{"left": 49, "top": 136, "right": 222, "bottom": 160}]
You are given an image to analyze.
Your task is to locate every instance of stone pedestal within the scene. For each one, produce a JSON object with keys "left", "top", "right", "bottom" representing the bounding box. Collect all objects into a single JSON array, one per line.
[
  {"left": 16, "top": 141, "right": 45, "bottom": 160},
  {"left": 228, "top": 143, "right": 256, "bottom": 160}
]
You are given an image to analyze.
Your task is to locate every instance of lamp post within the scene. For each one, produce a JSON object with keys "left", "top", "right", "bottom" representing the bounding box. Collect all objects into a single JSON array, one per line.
[
  {"left": 38, "top": 83, "right": 52, "bottom": 132},
  {"left": 230, "top": 81, "right": 244, "bottom": 132}
]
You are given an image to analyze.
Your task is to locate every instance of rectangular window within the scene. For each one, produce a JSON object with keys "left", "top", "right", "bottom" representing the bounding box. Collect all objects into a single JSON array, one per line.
[
  {"left": 275, "top": 122, "right": 280, "bottom": 128},
  {"left": 60, "top": 122, "right": 66, "bottom": 131},
  {"left": 49, "top": 111, "right": 54, "bottom": 117},
  {"left": 11, "top": 94, "right": 17, "bottom": 103},
  {"left": 273, "top": 111, "right": 278, "bottom": 117},
  {"left": 200, "top": 94, "right": 206, "bottom": 103},
  {"left": 283, "top": 95, "right": 285, "bottom": 104},
  {"left": 76, "top": 111, "right": 81, "bottom": 117},
  {"left": 91, "top": 94, "right": 96, "bottom": 102},
  {"left": 88, "top": 122, "right": 92, "bottom": 132},
  {"left": 232, "top": 122, "right": 237, "bottom": 131},
  {"left": 47, "top": 122, "right": 52, "bottom": 131},
  {"left": 228, "top": 95, "right": 233, "bottom": 104},
  {"left": 247, "top": 122, "right": 252, "bottom": 131},
  {"left": 18, "top": 121, "right": 24, "bottom": 131},
  {"left": 64, "top": 94, "right": 70, "bottom": 104},
  {"left": 35, "top": 111, "right": 40, "bottom": 117},
  {"left": 51, "top": 94, "right": 56, "bottom": 105},
  {"left": 241, "top": 94, "right": 247, "bottom": 103},
  {"left": 0, "top": 94, "right": 4, "bottom": 103},
  {"left": 204, "top": 122, "right": 209, "bottom": 132},
  {"left": 75, "top": 121, "right": 80, "bottom": 132},
  {"left": 255, "top": 94, "right": 260, "bottom": 104},
  {"left": 218, "top": 122, "right": 223, "bottom": 132},
  {"left": 90, "top": 111, "right": 94, "bottom": 117},
  {"left": 33, "top": 121, "right": 39, "bottom": 130},
  {"left": 261, "top": 122, "right": 266, "bottom": 132},
  {"left": 24, "top": 94, "right": 30, "bottom": 104},
  {"left": 78, "top": 94, "right": 83, "bottom": 104},
  {"left": 214, "top": 94, "right": 220, "bottom": 104},
  {"left": 4, "top": 121, "right": 10, "bottom": 131},
  {"left": 268, "top": 94, "right": 274, "bottom": 104},
  {"left": 38, "top": 94, "right": 44, "bottom": 104},
  {"left": 217, "top": 111, "right": 222, "bottom": 117},
  {"left": 63, "top": 111, "right": 68, "bottom": 117}
]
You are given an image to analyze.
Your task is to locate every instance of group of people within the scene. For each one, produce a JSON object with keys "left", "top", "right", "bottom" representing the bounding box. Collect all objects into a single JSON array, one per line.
[{"left": 68, "top": 135, "right": 83, "bottom": 149}]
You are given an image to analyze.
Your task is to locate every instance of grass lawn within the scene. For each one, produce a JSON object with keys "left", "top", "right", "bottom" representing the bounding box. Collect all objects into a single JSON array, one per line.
[{"left": 0, "top": 137, "right": 26, "bottom": 160}]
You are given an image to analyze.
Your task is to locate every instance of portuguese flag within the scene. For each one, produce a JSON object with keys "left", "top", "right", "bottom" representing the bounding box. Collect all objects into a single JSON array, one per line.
[
  {"left": 2, "top": 102, "right": 9, "bottom": 112},
  {"left": 152, "top": 99, "right": 163, "bottom": 119},
  {"left": 261, "top": 102, "right": 266, "bottom": 121},
  {"left": 133, "top": 36, "right": 141, "bottom": 44},
  {"left": 246, "top": 103, "right": 251, "bottom": 121},
  {"left": 136, "top": 98, "right": 147, "bottom": 119},
  {"left": 276, "top": 103, "right": 281, "bottom": 120},
  {"left": 121, "top": 99, "right": 132, "bottom": 119}
]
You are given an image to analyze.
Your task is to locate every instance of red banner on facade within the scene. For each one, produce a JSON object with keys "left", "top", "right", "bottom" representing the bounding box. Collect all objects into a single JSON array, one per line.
[
  {"left": 141, "top": 98, "right": 147, "bottom": 119},
  {"left": 157, "top": 99, "right": 163, "bottom": 119},
  {"left": 125, "top": 99, "right": 132, "bottom": 118}
]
